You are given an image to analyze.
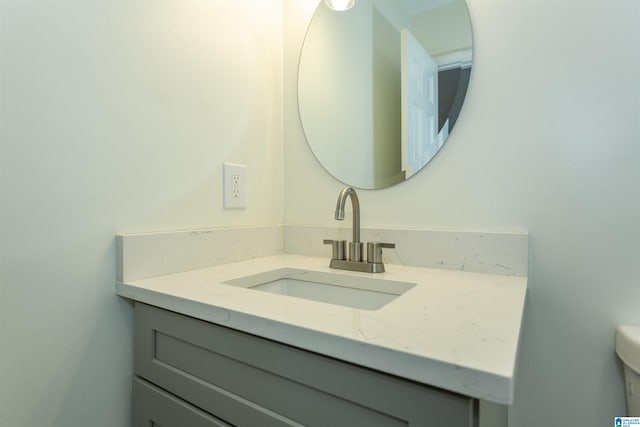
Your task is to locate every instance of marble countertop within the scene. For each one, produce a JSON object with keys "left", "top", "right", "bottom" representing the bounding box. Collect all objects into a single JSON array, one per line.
[{"left": 117, "top": 253, "right": 527, "bottom": 404}]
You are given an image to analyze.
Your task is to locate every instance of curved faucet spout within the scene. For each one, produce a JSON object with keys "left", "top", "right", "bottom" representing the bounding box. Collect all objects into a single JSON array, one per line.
[
  {"left": 328, "top": 186, "right": 392, "bottom": 271},
  {"left": 335, "top": 186, "right": 360, "bottom": 245}
]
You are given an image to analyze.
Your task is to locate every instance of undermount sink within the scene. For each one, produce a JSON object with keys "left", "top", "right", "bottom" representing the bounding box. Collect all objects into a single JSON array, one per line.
[{"left": 223, "top": 268, "right": 415, "bottom": 311}]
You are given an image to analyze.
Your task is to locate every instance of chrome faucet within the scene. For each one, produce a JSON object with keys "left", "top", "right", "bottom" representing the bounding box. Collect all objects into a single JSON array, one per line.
[
  {"left": 334, "top": 186, "right": 362, "bottom": 262},
  {"left": 323, "top": 186, "right": 395, "bottom": 273}
]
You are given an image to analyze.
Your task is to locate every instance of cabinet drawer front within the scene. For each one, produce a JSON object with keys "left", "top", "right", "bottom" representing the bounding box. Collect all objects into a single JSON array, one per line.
[
  {"left": 135, "top": 302, "right": 476, "bottom": 427},
  {"left": 133, "top": 377, "right": 231, "bottom": 427}
]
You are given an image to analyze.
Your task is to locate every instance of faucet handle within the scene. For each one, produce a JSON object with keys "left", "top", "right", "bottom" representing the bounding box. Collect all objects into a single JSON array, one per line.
[
  {"left": 323, "top": 239, "right": 346, "bottom": 260},
  {"left": 366, "top": 242, "right": 396, "bottom": 264}
]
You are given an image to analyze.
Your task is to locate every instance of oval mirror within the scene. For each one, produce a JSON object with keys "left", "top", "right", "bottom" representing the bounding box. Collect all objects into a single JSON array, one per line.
[{"left": 298, "top": 0, "right": 473, "bottom": 189}]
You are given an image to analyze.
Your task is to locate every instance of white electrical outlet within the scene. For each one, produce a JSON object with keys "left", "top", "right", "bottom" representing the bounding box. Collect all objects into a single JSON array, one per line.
[{"left": 223, "top": 163, "right": 246, "bottom": 209}]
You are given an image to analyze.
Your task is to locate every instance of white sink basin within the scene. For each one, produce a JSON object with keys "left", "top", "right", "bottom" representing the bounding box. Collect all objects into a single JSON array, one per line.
[{"left": 223, "top": 268, "right": 415, "bottom": 310}]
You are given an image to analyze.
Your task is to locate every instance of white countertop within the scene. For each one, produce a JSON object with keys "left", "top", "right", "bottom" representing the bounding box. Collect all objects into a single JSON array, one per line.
[{"left": 117, "top": 253, "right": 527, "bottom": 404}]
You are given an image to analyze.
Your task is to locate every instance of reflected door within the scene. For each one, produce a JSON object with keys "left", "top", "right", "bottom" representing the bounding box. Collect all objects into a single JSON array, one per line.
[{"left": 401, "top": 28, "right": 438, "bottom": 178}]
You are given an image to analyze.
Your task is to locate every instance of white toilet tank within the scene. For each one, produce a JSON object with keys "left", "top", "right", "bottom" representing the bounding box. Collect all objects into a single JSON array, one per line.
[{"left": 616, "top": 325, "right": 640, "bottom": 416}]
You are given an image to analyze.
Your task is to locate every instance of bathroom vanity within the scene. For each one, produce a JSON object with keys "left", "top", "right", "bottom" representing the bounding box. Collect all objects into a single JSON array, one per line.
[
  {"left": 117, "top": 226, "right": 527, "bottom": 427},
  {"left": 133, "top": 302, "right": 475, "bottom": 426}
]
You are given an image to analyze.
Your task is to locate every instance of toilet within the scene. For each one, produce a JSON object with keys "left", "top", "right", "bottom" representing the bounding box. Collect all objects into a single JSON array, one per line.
[{"left": 616, "top": 325, "right": 640, "bottom": 415}]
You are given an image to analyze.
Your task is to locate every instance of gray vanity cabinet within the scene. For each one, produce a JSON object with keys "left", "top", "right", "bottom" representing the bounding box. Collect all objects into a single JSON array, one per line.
[
  {"left": 133, "top": 302, "right": 478, "bottom": 427},
  {"left": 133, "top": 377, "right": 232, "bottom": 427}
]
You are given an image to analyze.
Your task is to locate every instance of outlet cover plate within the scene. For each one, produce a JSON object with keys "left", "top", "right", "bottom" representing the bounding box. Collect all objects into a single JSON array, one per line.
[{"left": 223, "top": 163, "right": 246, "bottom": 209}]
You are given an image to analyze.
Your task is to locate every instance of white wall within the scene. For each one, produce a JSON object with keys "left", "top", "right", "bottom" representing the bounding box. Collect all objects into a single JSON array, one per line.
[
  {"left": 412, "top": 0, "right": 472, "bottom": 57},
  {"left": 299, "top": 1, "right": 376, "bottom": 187},
  {"left": 285, "top": 0, "right": 640, "bottom": 426},
  {"left": 372, "top": 5, "right": 402, "bottom": 188},
  {"left": 0, "top": 0, "right": 283, "bottom": 426}
]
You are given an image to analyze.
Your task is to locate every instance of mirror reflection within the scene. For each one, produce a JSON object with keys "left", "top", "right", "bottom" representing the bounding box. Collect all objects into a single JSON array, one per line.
[{"left": 298, "top": 0, "right": 473, "bottom": 189}]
